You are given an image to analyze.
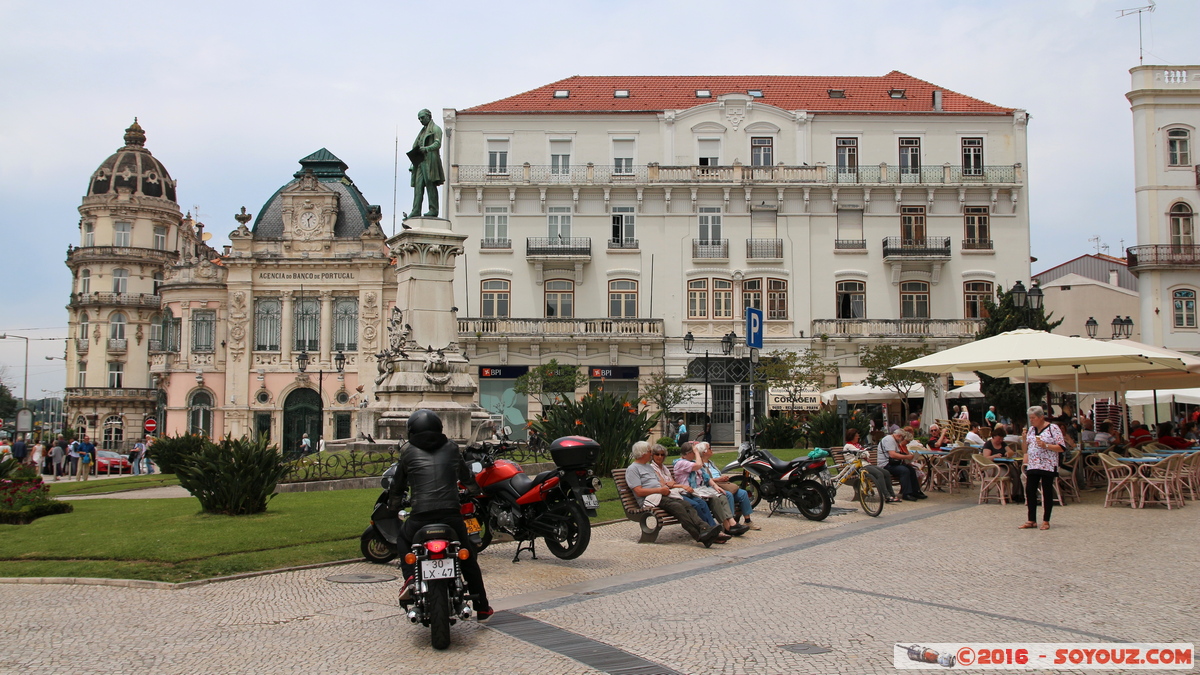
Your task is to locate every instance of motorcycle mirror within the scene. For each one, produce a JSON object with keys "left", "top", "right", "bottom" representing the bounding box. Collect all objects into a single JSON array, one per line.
[
  {"left": 502, "top": 425, "right": 512, "bottom": 437},
  {"left": 470, "top": 462, "right": 483, "bottom": 474}
]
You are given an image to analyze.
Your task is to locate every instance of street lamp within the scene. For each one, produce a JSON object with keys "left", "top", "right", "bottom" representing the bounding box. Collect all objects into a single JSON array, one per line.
[
  {"left": 1027, "top": 281, "right": 1043, "bottom": 311},
  {"left": 1085, "top": 316, "right": 1098, "bottom": 339},
  {"left": 1010, "top": 281, "right": 1027, "bottom": 309},
  {"left": 296, "top": 349, "right": 347, "bottom": 447},
  {"left": 683, "top": 332, "right": 735, "bottom": 443}
]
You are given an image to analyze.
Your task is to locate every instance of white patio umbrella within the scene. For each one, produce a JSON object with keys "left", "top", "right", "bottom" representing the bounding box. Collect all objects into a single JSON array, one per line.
[
  {"left": 820, "top": 383, "right": 924, "bottom": 403},
  {"left": 920, "top": 380, "right": 948, "bottom": 433},
  {"left": 947, "top": 381, "right": 985, "bottom": 399},
  {"left": 1125, "top": 388, "right": 1200, "bottom": 406}
]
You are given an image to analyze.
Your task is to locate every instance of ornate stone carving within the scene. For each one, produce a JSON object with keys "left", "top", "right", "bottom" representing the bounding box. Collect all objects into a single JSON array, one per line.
[
  {"left": 360, "top": 291, "right": 380, "bottom": 351},
  {"left": 228, "top": 291, "right": 248, "bottom": 363},
  {"left": 423, "top": 347, "right": 452, "bottom": 385},
  {"left": 135, "top": 324, "right": 144, "bottom": 345},
  {"left": 726, "top": 106, "right": 745, "bottom": 130}
]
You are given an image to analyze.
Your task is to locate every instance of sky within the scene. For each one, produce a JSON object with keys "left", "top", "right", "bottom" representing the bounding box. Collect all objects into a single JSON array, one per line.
[{"left": 1, "top": 0, "right": 1196, "bottom": 397}]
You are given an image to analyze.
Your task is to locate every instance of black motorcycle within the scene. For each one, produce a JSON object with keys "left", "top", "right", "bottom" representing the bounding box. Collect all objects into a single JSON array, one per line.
[
  {"left": 721, "top": 442, "right": 832, "bottom": 521},
  {"left": 401, "top": 522, "right": 475, "bottom": 650},
  {"left": 360, "top": 462, "right": 486, "bottom": 564}
]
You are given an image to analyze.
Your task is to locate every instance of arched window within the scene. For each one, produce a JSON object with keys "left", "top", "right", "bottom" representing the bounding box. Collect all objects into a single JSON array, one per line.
[
  {"left": 1168, "top": 128, "right": 1191, "bottom": 166},
  {"left": 545, "top": 280, "right": 574, "bottom": 318},
  {"left": 333, "top": 298, "right": 358, "bottom": 351},
  {"left": 75, "top": 416, "right": 88, "bottom": 439},
  {"left": 254, "top": 298, "right": 281, "bottom": 351},
  {"left": 152, "top": 271, "right": 164, "bottom": 295},
  {"left": 1174, "top": 289, "right": 1196, "bottom": 328},
  {"left": 767, "top": 279, "right": 788, "bottom": 320},
  {"left": 189, "top": 391, "right": 213, "bottom": 436},
  {"left": 900, "top": 281, "right": 930, "bottom": 319},
  {"left": 102, "top": 414, "right": 124, "bottom": 450},
  {"left": 609, "top": 280, "right": 637, "bottom": 318},
  {"left": 964, "top": 281, "right": 994, "bottom": 319},
  {"left": 109, "top": 312, "right": 126, "bottom": 340},
  {"left": 79, "top": 312, "right": 90, "bottom": 340},
  {"left": 1170, "top": 203, "right": 1194, "bottom": 247},
  {"left": 79, "top": 269, "right": 91, "bottom": 295},
  {"left": 481, "top": 280, "right": 510, "bottom": 318},
  {"left": 836, "top": 281, "right": 865, "bottom": 319},
  {"left": 687, "top": 279, "right": 708, "bottom": 319},
  {"left": 112, "top": 268, "right": 129, "bottom": 294}
]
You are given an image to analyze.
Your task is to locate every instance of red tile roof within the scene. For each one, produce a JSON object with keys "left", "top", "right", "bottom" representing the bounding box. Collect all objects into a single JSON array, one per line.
[{"left": 461, "top": 72, "right": 1016, "bottom": 115}]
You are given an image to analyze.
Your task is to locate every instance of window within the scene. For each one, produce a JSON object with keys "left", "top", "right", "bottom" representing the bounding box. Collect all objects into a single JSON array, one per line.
[
  {"left": 113, "top": 221, "right": 131, "bottom": 247},
  {"left": 611, "top": 207, "right": 635, "bottom": 245},
  {"left": 836, "top": 210, "right": 863, "bottom": 243},
  {"left": 965, "top": 206, "right": 990, "bottom": 245},
  {"left": 112, "top": 268, "right": 129, "bottom": 294},
  {"left": 83, "top": 222, "right": 94, "bottom": 247},
  {"left": 743, "top": 279, "right": 762, "bottom": 312},
  {"left": 192, "top": 310, "right": 215, "bottom": 352},
  {"left": 900, "top": 281, "right": 930, "bottom": 319},
  {"left": 713, "top": 279, "right": 733, "bottom": 318},
  {"left": 899, "top": 137, "right": 920, "bottom": 176},
  {"left": 333, "top": 298, "right": 358, "bottom": 351},
  {"left": 153, "top": 226, "right": 167, "bottom": 250},
  {"left": 189, "top": 391, "right": 213, "bottom": 437},
  {"left": 254, "top": 299, "right": 281, "bottom": 351},
  {"left": 294, "top": 297, "right": 319, "bottom": 352},
  {"left": 751, "top": 137, "right": 773, "bottom": 167},
  {"left": 687, "top": 279, "right": 708, "bottom": 319},
  {"left": 1174, "top": 289, "right": 1196, "bottom": 328},
  {"left": 547, "top": 206, "right": 572, "bottom": 239},
  {"left": 828, "top": 89, "right": 846, "bottom": 98},
  {"left": 481, "top": 280, "right": 510, "bottom": 318},
  {"left": 487, "top": 139, "right": 509, "bottom": 174},
  {"left": 836, "top": 138, "right": 858, "bottom": 174},
  {"left": 149, "top": 314, "right": 163, "bottom": 346},
  {"left": 79, "top": 269, "right": 91, "bottom": 295},
  {"left": 79, "top": 312, "right": 89, "bottom": 340},
  {"left": 163, "top": 310, "right": 181, "bottom": 352},
  {"left": 550, "top": 140, "right": 571, "bottom": 175},
  {"left": 614, "top": 89, "right": 630, "bottom": 98},
  {"left": 748, "top": 89, "right": 764, "bottom": 98},
  {"left": 335, "top": 413, "right": 352, "bottom": 439},
  {"left": 109, "top": 312, "right": 126, "bottom": 340},
  {"left": 698, "top": 207, "right": 722, "bottom": 241},
  {"left": 1168, "top": 129, "right": 1191, "bottom": 166},
  {"left": 836, "top": 281, "right": 865, "bottom": 319},
  {"left": 102, "top": 414, "right": 123, "bottom": 450},
  {"left": 695, "top": 89, "right": 711, "bottom": 98},
  {"left": 612, "top": 139, "right": 635, "bottom": 174},
  {"left": 77, "top": 363, "right": 86, "bottom": 388},
  {"left": 901, "top": 206, "right": 926, "bottom": 241},
  {"left": 1170, "top": 203, "right": 1194, "bottom": 246},
  {"left": 698, "top": 138, "right": 720, "bottom": 167},
  {"left": 545, "top": 280, "right": 574, "bottom": 318},
  {"left": 961, "top": 138, "right": 983, "bottom": 176},
  {"left": 964, "top": 281, "right": 994, "bottom": 319},
  {"left": 107, "top": 363, "right": 124, "bottom": 389},
  {"left": 553, "top": 90, "right": 569, "bottom": 98},
  {"left": 255, "top": 412, "right": 272, "bottom": 440},
  {"left": 609, "top": 280, "right": 637, "bottom": 318},
  {"left": 767, "top": 279, "right": 788, "bottom": 320},
  {"left": 483, "top": 206, "right": 508, "bottom": 246}
]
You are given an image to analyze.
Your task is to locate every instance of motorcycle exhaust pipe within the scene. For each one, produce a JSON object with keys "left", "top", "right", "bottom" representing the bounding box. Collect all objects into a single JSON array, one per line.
[
  {"left": 460, "top": 607, "right": 472, "bottom": 620},
  {"left": 407, "top": 610, "right": 418, "bottom": 623}
]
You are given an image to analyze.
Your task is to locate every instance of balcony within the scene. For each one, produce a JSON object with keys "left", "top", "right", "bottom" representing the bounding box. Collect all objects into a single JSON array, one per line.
[
  {"left": 692, "top": 239, "right": 729, "bottom": 259},
  {"left": 526, "top": 237, "right": 591, "bottom": 257},
  {"left": 148, "top": 339, "right": 164, "bottom": 352},
  {"left": 746, "top": 238, "right": 783, "bottom": 259},
  {"left": 69, "top": 292, "right": 162, "bottom": 308},
  {"left": 480, "top": 238, "right": 511, "bottom": 250},
  {"left": 457, "top": 164, "right": 648, "bottom": 184},
  {"left": 882, "top": 237, "right": 952, "bottom": 259},
  {"left": 962, "top": 238, "right": 994, "bottom": 251},
  {"left": 1126, "top": 244, "right": 1200, "bottom": 274},
  {"left": 76, "top": 338, "right": 89, "bottom": 353},
  {"left": 608, "top": 238, "right": 639, "bottom": 250},
  {"left": 107, "top": 338, "right": 127, "bottom": 353},
  {"left": 67, "top": 246, "right": 178, "bottom": 265},
  {"left": 835, "top": 239, "right": 868, "bottom": 251},
  {"left": 459, "top": 317, "right": 664, "bottom": 340},
  {"left": 65, "top": 387, "right": 159, "bottom": 404},
  {"left": 812, "top": 318, "right": 982, "bottom": 339}
]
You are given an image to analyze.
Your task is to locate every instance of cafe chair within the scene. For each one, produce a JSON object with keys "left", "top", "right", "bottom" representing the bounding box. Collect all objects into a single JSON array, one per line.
[
  {"left": 1097, "top": 452, "right": 1141, "bottom": 508},
  {"left": 1181, "top": 451, "right": 1200, "bottom": 501},
  {"left": 1056, "top": 450, "right": 1082, "bottom": 503},
  {"left": 1139, "top": 454, "right": 1185, "bottom": 510},
  {"left": 972, "top": 454, "right": 1010, "bottom": 505}
]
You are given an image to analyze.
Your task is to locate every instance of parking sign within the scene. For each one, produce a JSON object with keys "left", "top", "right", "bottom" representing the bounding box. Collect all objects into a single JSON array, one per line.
[{"left": 745, "top": 307, "right": 763, "bottom": 349}]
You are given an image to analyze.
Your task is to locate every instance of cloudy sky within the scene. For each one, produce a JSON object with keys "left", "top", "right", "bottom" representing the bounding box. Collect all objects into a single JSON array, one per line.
[{"left": 1, "top": 0, "right": 1196, "bottom": 396}]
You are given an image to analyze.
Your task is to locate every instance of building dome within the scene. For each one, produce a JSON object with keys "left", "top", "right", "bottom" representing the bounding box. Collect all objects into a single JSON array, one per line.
[
  {"left": 86, "top": 119, "right": 177, "bottom": 202},
  {"left": 251, "top": 148, "right": 374, "bottom": 239}
]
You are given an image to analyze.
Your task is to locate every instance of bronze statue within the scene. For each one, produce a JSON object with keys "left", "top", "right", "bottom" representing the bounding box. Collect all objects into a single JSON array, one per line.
[{"left": 407, "top": 108, "right": 444, "bottom": 218}]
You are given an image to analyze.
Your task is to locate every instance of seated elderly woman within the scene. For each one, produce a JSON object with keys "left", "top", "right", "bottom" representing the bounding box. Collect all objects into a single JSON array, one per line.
[
  {"left": 674, "top": 443, "right": 749, "bottom": 537},
  {"left": 624, "top": 441, "right": 727, "bottom": 547},
  {"left": 695, "top": 442, "right": 760, "bottom": 530},
  {"left": 648, "top": 443, "right": 717, "bottom": 528}
]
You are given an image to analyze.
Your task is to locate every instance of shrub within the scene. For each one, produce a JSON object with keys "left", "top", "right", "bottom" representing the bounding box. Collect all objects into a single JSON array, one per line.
[
  {"left": 149, "top": 434, "right": 209, "bottom": 474},
  {"left": 533, "top": 392, "right": 660, "bottom": 474},
  {"left": 654, "top": 437, "right": 679, "bottom": 455},
  {"left": 802, "top": 409, "right": 871, "bottom": 450},
  {"left": 0, "top": 457, "right": 21, "bottom": 480},
  {"left": 0, "top": 475, "right": 71, "bottom": 524},
  {"left": 175, "top": 435, "right": 291, "bottom": 515},
  {"left": 0, "top": 501, "right": 73, "bottom": 525},
  {"left": 755, "top": 416, "right": 805, "bottom": 449}
]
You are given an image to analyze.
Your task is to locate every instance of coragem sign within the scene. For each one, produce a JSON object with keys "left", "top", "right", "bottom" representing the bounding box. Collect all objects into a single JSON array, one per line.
[{"left": 767, "top": 388, "right": 821, "bottom": 411}]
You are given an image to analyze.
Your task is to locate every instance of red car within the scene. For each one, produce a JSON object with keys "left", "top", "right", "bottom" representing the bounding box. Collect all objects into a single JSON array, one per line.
[{"left": 95, "top": 450, "right": 133, "bottom": 474}]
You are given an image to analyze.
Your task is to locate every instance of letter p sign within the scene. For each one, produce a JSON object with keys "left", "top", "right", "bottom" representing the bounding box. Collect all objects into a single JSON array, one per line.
[{"left": 745, "top": 308, "right": 764, "bottom": 350}]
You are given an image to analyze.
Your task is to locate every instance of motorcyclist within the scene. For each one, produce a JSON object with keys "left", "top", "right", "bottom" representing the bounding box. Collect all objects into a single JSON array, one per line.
[{"left": 390, "top": 409, "right": 492, "bottom": 622}]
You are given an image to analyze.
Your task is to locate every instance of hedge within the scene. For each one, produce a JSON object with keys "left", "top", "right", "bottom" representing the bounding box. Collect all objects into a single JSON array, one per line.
[{"left": 0, "top": 501, "right": 74, "bottom": 525}]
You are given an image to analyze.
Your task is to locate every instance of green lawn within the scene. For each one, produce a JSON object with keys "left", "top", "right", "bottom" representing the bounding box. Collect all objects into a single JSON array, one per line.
[{"left": 46, "top": 474, "right": 181, "bottom": 498}]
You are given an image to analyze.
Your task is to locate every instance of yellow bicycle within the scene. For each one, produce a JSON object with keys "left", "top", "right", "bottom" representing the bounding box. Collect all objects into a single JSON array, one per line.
[{"left": 820, "top": 448, "right": 884, "bottom": 517}]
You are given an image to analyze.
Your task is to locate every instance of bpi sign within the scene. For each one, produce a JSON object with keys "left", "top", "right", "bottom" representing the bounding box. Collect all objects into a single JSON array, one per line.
[{"left": 745, "top": 308, "right": 764, "bottom": 350}]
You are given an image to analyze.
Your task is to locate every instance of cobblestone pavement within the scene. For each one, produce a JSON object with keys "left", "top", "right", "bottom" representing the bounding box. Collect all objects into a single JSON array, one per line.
[{"left": 4, "top": 488, "right": 1197, "bottom": 674}]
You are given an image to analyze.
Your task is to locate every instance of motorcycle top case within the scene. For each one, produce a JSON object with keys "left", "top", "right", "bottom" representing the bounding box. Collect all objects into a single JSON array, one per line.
[{"left": 549, "top": 436, "right": 601, "bottom": 470}]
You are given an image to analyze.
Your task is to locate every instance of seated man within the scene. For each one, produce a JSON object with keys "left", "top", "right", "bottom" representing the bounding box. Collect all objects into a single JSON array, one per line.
[
  {"left": 625, "top": 442, "right": 726, "bottom": 547},
  {"left": 1093, "top": 421, "right": 1117, "bottom": 447},
  {"left": 1155, "top": 422, "right": 1193, "bottom": 449},
  {"left": 964, "top": 422, "right": 986, "bottom": 446},
  {"left": 1080, "top": 418, "right": 1096, "bottom": 443},
  {"left": 674, "top": 444, "right": 748, "bottom": 536},
  {"left": 649, "top": 442, "right": 717, "bottom": 528},
  {"left": 878, "top": 428, "right": 925, "bottom": 501},
  {"left": 1129, "top": 422, "right": 1152, "bottom": 446}
]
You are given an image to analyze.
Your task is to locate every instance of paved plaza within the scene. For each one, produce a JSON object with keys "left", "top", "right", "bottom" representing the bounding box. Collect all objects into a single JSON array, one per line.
[{"left": 3, "top": 487, "right": 1197, "bottom": 675}]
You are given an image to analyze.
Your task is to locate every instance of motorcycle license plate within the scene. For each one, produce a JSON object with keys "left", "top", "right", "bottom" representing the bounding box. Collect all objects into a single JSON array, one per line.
[
  {"left": 581, "top": 493, "right": 599, "bottom": 509},
  {"left": 421, "top": 559, "right": 456, "bottom": 580},
  {"left": 464, "top": 517, "right": 481, "bottom": 534}
]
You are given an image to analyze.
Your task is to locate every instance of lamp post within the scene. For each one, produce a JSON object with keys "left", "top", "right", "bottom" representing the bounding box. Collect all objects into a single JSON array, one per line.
[
  {"left": 683, "top": 331, "right": 734, "bottom": 442},
  {"left": 297, "top": 349, "right": 346, "bottom": 446},
  {"left": 1085, "top": 316, "right": 1098, "bottom": 339},
  {"left": 1008, "top": 280, "right": 1045, "bottom": 411}
]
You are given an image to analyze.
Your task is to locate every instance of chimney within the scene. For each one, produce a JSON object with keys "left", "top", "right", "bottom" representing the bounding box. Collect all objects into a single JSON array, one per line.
[
  {"left": 1109, "top": 269, "right": 1120, "bottom": 286},
  {"left": 932, "top": 90, "right": 943, "bottom": 112}
]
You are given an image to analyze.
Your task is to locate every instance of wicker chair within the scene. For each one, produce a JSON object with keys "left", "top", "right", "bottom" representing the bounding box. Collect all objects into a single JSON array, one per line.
[
  {"left": 1056, "top": 450, "right": 1082, "bottom": 503},
  {"left": 1139, "top": 454, "right": 1186, "bottom": 510},
  {"left": 1097, "top": 452, "right": 1141, "bottom": 508},
  {"left": 1181, "top": 451, "right": 1200, "bottom": 501},
  {"left": 972, "top": 454, "right": 1011, "bottom": 505},
  {"left": 1126, "top": 447, "right": 1145, "bottom": 458}
]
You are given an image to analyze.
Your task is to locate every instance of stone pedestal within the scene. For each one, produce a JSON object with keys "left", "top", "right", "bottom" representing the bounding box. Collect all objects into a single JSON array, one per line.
[{"left": 372, "top": 217, "right": 488, "bottom": 443}]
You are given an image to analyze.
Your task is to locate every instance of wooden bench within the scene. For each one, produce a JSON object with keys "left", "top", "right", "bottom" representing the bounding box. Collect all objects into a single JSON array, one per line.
[{"left": 610, "top": 469, "right": 682, "bottom": 543}]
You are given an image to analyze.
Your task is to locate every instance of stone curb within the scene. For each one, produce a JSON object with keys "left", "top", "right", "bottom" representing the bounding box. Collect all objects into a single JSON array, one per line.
[{"left": 0, "top": 558, "right": 364, "bottom": 590}]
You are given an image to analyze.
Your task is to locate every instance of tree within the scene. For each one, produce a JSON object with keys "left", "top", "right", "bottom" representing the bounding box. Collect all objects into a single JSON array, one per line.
[
  {"left": 860, "top": 343, "right": 937, "bottom": 421},
  {"left": 0, "top": 381, "right": 16, "bottom": 421},
  {"left": 642, "top": 370, "right": 698, "bottom": 435},
  {"left": 757, "top": 349, "right": 833, "bottom": 412},
  {"left": 975, "top": 286, "right": 1063, "bottom": 424},
  {"left": 512, "top": 359, "right": 590, "bottom": 405}
]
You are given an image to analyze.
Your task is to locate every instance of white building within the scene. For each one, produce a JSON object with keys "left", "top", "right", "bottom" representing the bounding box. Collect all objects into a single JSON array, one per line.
[
  {"left": 445, "top": 73, "right": 1031, "bottom": 443},
  {"left": 1127, "top": 66, "right": 1200, "bottom": 353}
]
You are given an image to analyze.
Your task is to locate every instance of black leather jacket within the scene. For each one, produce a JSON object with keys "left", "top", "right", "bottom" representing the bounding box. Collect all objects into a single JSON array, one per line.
[{"left": 388, "top": 431, "right": 472, "bottom": 514}]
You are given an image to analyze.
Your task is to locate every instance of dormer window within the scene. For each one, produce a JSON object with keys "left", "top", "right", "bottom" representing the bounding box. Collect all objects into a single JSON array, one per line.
[
  {"left": 889, "top": 89, "right": 907, "bottom": 99},
  {"left": 748, "top": 89, "right": 763, "bottom": 98},
  {"left": 553, "top": 90, "right": 569, "bottom": 98},
  {"left": 696, "top": 90, "right": 711, "bottom": 98},
  {"left": 614, "top": 89, "right": 629, "bottom": 98},
  {"left": 828, "top": 89, "right": 846, "bottom": 98}
]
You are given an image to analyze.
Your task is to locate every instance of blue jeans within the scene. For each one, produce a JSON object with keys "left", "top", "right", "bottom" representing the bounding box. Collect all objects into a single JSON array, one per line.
[
  {"left": 725, "top": 488, "right": 754, "bottom": 521},
  {"left": 680, "top": 493, "right": 716, "bottom": 527},
  {"left": 132, "top": 456, "right": 142, "bottom": 475},
  {"left": 144, "top": 457, "right": 154, "bottom": 474}
]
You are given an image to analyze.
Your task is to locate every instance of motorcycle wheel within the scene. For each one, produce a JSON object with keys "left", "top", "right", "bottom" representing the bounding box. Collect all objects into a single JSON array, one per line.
[
  {"left": 428, "top": 580, "right": 452, "bottom": 650},
  {"left": 543, "top": 502, "right": 591, "bottom": 560},
  {"left": 791, "top": 479, "right": 832, "bottom": 521},
  {"left": 475, "top": 515, "right": 493, "bottom": 552},
  {"left": 726, "top": 476, "right": 762, "bottom": 508},
  {"left": 857, "top": 472, "right": 884, "bottom": 517},
  {"left": 360, "top": 526, "right": 397, "bottom": 564}
]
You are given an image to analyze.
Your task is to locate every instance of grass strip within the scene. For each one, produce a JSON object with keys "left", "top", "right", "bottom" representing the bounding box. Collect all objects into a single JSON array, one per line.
[{"left": 46, "top": 475, "right": 181, "bottom": 498}]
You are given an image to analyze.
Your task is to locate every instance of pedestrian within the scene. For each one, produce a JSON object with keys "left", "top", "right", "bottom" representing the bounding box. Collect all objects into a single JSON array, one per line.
[
  {"left": 675, "top": 419, "right": 688, "bottom": 446},
  {"left": 130, "top": 437, "right": 146, "bottom": 475},
  {"left": 76, "top": 439, "right": 94, "bottom": 481},
  {"left": 144, "top": 435, "right": 155, "bottom": 474},
  {"left": 11, "top": 435, "right": 28, "bottom": 465},
  {"left": 49, "top": 439, "right": 65, "bottom": 481},
  {"left": 300, "top": 432, "right": 312, "bottom": 455},
  {"left": 66, "top": 439, "right": 80, "bottom": 476},
  {"left": 1019, "top": 406, "right": 1064, "bottom": 531},
  {"left": 985, "top": 405, "right": 997, "bottom": 426},
  {"left": 30, "top": 439, "right": 44, "bottom": 473}
]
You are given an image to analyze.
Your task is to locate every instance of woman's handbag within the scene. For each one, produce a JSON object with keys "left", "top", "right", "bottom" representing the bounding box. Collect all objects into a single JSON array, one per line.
[{"left": 692, "top": 485, "right": 721, "bottom": 499}]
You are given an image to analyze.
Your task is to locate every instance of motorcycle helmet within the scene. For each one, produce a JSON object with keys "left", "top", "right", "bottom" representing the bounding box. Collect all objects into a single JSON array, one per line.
[{"left": 407, "top": 409, "right": 443, "bottom": 437}]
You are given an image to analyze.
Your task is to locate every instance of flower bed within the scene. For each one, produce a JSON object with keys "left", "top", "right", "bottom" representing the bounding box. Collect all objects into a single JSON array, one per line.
[{"left": 0, "top": 478, "right": 74, "bottom": 524}]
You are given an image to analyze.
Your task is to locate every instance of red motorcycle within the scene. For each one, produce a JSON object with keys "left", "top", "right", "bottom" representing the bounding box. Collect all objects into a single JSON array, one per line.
[{"left": 466, "top": 427, "right": 602, "bottom": 562}]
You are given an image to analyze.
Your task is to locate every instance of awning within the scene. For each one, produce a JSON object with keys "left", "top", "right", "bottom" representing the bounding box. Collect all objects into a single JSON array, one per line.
[
  {"left": 947, "top": 381, "right": 984, "bottom": 399},
  {"left": 838, "top": 367, "right": 869, "bottom": 386},
  {"left": 821, "top": 384, "right": 924, "bottom": 403},
  {"left": 950, "top": 372, "right": 980, "bottom": 387},
  {"left": 767, "top": 388, "right": 822, "bottom": 411},
  {"left": 673, "top": 384, "right": 713, "bottom": 412}
]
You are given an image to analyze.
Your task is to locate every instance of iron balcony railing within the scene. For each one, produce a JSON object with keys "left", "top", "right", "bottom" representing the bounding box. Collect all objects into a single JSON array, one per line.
[
  {"left": 746, "top": 238, "right": 783, "bottom": 258},
  {"left": 480, "top": 238, "right": 511, "bottom": 249},
  {"left": 526, "top": 237, "right": 591, "bottom": 256},
  {"left": 882, "top": 236, "right": 952, "bottom": 258},
  {"left": 65, "top": 387, "right": 159, "bottom": 402},
  {"left": 1126, "top": 244, "right": 1200, "bottom": 271},
  {"left": 608, "top": 238, "right": 639, "bottom": 250},
  {"left": 69, "top": 292, "right": 162, "bottom": 308},
  {"left": 107, "top": 338, "right": 127, "bottom": 352},
  {"left": 812, "top": 318, "right": 982, "bottom": 338},
  {"left": 66, "top": 246, "right": 178, "bottom": 264},
  {"left": 451, "top": 163, "right": 1021, "bottom": 186},
  {"left": 834, "top": 239, "right": 867, "bottom": 250},
  {"left": 76, "top": 338, "right": 89, "bottom": 353},
  {"left": 962, "top": 238, "right": 994, "bottom": 250},
  {"left": 148, "top": 339, "right": 164, "bottom": 352},
  {"left": 456, "top": 164, "right": 648, "bottom": 184},
  {"left": 692, "top": 239, "right": 729, "bottom": 259},
  {"left": 459, "top": 317, "right": 664, "bottom": 337}
]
